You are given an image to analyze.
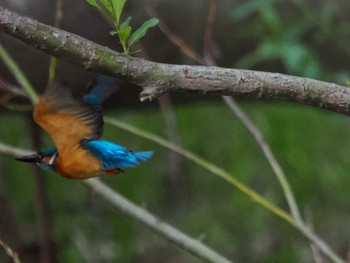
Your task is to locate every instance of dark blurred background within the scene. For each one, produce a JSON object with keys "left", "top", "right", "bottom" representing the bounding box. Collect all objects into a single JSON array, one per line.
[{"left": 0, "top": 0, "right": 350, "bottom": 262}]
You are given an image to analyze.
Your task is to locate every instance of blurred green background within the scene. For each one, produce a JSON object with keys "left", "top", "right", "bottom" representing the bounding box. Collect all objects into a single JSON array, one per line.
[{"left": 0, "top": 0, "right": 350, "bottom": 262}]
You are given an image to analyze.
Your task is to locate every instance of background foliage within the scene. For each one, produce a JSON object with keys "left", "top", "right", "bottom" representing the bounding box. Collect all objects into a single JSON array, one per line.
[{"left": 0, "top": 0, "right": 350, "bottom": 262}]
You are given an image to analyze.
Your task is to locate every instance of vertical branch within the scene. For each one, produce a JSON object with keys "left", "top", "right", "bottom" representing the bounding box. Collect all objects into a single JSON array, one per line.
[
  {"left": 203, "top": 0, "right": 217, "bottom": 65},
  {"left": 48, "top": 0, "right": 63, "bottom": 82},
  {"left": 29, "top": 119, "right": 58, "bottom": 263}
]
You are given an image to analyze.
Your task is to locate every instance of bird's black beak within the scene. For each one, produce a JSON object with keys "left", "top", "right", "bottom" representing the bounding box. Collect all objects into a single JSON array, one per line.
[{"left": 16, "top": 154, "right": 41, "bottom": 163}]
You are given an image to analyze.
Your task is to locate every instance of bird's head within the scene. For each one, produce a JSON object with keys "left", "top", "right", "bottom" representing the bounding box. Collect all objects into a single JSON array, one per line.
[{"left": 16, "top": 148, "right": 58, "bottom": 171}]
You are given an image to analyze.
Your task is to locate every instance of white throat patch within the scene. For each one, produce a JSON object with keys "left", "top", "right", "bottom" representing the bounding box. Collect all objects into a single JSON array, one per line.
[{"left": 48, "top": 152, "right": 58, "bottom": 165}]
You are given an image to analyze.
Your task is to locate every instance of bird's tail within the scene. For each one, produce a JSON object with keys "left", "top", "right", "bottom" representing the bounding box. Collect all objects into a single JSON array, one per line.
[{"left": 134, "top": 151, "right": 153, "bottom": 162}]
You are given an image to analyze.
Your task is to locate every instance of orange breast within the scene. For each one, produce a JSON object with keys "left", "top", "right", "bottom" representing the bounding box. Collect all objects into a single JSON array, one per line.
[{"left": 53, "top": 146, "right": 103, "bottom": 179}]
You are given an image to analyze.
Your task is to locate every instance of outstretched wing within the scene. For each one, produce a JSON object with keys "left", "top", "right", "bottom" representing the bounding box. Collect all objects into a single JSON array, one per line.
[
  {"left": 34, "top": 82, "right": 103, "bottom": 153},
  {"left": 85, "top": 75, "right": 122, "bottom": 107},
  {"left": 81, "top": 140, "right": 153, "bottom": 170}
]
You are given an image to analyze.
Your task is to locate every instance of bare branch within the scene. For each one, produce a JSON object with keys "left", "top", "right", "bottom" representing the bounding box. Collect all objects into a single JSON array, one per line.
[
  {"left": 0, "top": 238, "right": 21, "bottom": 263},
  {"left": 0, "top": 7, "right": 349, "bottom": 115},
  {"left": 0, "top": 142, "right": 234, "bottom": 263},
  {"left": 85, "top": 178, "right": 234, "bottom": 263}
]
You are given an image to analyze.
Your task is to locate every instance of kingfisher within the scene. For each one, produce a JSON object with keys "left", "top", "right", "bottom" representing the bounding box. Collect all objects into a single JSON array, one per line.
[{"left": 16, "top": 77, "right": 153, "bottom": 179}]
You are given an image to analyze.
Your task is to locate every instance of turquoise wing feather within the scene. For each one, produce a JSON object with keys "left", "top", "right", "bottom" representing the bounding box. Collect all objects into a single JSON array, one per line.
[{"left": 81, "top": 140, "right": 153, "bottom": 170}]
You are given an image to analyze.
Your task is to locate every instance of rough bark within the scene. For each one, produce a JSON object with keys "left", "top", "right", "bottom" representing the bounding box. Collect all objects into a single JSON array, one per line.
[{"left": 1, "top": 7, "right": 350, "bottom": 115}]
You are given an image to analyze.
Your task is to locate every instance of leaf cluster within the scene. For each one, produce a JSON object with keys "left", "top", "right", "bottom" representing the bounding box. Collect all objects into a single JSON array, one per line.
[
  {"left": 86, "top": 0, "right": 159, "bottom": 54},
  {"left": 230, "top": 0, "right": 349, "bottom": 81}
]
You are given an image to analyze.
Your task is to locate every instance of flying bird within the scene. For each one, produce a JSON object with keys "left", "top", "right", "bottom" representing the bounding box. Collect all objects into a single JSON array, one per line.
[{"left": 16, "top": 77, "right": 153, "bottom": 179}]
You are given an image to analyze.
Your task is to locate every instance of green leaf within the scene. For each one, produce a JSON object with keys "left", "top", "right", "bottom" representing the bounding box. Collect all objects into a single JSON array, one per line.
[
  {"left": 117, "top": 16, "right": 132, "bottom": 44},
  {"left": 86, "top": 0, "right": 113, "bottom": 20},
  {"left": 100, "top": 0, "right": 113, "bottom": 12},
  {"left": 128, "top": 18, "right": 159, "bottom": 47},
  {"left": 110, "top": 0, "right": 127, "bottom": 26},
  {"left": 86, "top": 0, "right": 98, "bottom": 7},
  {"left": 86, "top": 0, "right": 102, "bottom": 13}
]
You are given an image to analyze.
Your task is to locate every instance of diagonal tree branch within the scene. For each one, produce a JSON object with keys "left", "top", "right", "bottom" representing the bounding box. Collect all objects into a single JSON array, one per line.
[
  {"left": 0, "top": 238, "right": 21, "bottom": 263},
  {"left": 0, "top": 142, "right": 234, "bottom": 263},
  {"left": 1, "top": 7, "right": 350, "bottom": 115},
  {"left": 84, "top": 178, "right": 233, "bottom": 263}
]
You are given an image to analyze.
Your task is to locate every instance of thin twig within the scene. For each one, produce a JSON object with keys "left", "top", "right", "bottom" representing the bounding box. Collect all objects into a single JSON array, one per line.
[
  {"left": 0, "top": 238, "right": 21, "bottom": 263},
  {"left": 0, "top": 77, "right": 28, "bottom": 98},
  {"left": 48, "top": 0, "right": 63, "bottom": 82},
  {"left": 311, "top": 243, "right": 327, "bottom": 263},
  {"left": 297, "top": 224, "right": 343, "bottom": 263},
  {"left": 222, "top": 96, "right": 302, "bottom": 223},
  {"left": 0, "top": 42, "right": 38, "bottom": 103},
  {"left": 84, "top": 178, "right": 234, "bottom": 263},
  {"left": 106, "top": 117, "right": 293, "bottom": 224},
  {"left": 220, "top": 98, "right": 347, "bottom": 262},
  {"left": 0, "top": 142, "right": 234, "bottom": 263},
  {"left": 203, "top": 0, "right": 217, "bottom": 65},
  {"left": 0, "top": 141, "right": 32, "bottom": 156}
]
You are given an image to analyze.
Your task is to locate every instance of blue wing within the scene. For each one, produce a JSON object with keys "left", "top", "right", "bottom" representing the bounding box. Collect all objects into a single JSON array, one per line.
[
  {"left": 81, "top": 140, "right": 153, "bottom": 170},
  {"left": 84, "top": 75, "right": 122, "bottom": 109},
  {"left": 83, "top": 76, "right": 123, "bottom": 138}
]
